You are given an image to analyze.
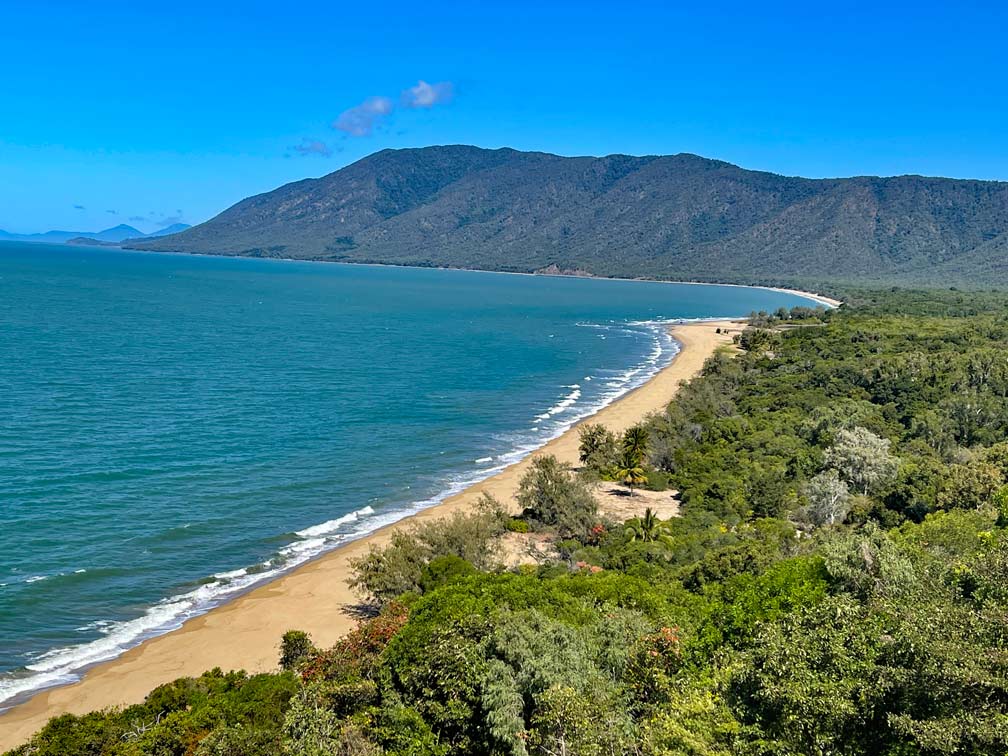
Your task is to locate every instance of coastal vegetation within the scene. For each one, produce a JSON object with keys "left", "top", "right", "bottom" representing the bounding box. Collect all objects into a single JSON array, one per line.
[{"left": 8, "top": 288, "right": 1008, "bottom": 755}]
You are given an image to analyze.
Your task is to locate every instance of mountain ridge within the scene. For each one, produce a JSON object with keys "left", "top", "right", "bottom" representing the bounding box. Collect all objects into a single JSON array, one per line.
[
  {"left": 1, "top": 223, "right": 191, "bottom": 245},
  {"left": 126, "top": 145, "right": 1008, "bottom": 288}
]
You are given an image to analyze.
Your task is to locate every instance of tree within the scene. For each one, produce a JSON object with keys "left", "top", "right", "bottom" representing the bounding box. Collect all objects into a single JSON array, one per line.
[
  {"left": 824, "top": 427, "right": 898, "bottom": 495},
  {"left": 624, "top": 508, "right": 672, "bottom": 544},
  {"left": 613, "top": 451, "right": 647, "bottom": 497},
  {"left": 622, "top": 424, "right": 649, "bottom": 464},
  {"left": 803, "top": 470, "right": 851, "bottom": 527},
  {"left": 279, "top": 630, "right": 316, "bottom": 671},
  {"left": 737, "top": 328, "right": 775, "bottom": 353},
  {"left": 517, "top": 455, "right": 598, "bottom": 538},
  {"left": 349, "top": 500, "right": 506, "bottom": 607},
  {"left": 936, "top": 461, "right": 1003, "bottom": 511},
  {"left": 577, "top": 423, "right": 617, "bottom": 472}
]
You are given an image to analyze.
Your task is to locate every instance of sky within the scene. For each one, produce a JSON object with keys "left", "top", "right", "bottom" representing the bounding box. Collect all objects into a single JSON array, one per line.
[{"left": 1, "top": 0, "right": 1006, "bottom": 234}]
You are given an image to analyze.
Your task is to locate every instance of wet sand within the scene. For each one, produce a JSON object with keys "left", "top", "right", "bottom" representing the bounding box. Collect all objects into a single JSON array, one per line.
[{"left": 0, "top": 319, "right": 740, "bottom": 750}]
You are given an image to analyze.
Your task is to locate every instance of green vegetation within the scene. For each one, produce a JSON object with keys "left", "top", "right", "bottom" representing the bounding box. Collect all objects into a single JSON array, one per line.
[
  {"left": 348, "top": 495, "right": 507, "bottom": 608},
  {"left": 129, "top": 146, "right": 1008, "bottom": 290},
  {"left": 10, "top": 289, "right": 1008, "bottom": 755}
]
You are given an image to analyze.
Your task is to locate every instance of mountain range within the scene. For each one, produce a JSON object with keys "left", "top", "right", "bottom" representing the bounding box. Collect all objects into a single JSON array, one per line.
[
  {"left": 0, "top": 223, "right": 191, "bottom": 245},
  {"left": 114, "top": 144, "right": 1008, "bottom": 288}
]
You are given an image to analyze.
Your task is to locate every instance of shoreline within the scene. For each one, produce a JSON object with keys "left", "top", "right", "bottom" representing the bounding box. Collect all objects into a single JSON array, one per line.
[
  {"left": 0, "top": 318, "right": 740, "bottom": 750},
  {"left": 16, "top": 240, "right": 843, "bottom": 309}
]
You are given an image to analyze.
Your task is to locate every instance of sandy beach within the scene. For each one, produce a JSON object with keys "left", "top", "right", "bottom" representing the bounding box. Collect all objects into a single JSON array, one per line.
[{"left": 0, "top": 319, "right": 740, "bottom": 751}]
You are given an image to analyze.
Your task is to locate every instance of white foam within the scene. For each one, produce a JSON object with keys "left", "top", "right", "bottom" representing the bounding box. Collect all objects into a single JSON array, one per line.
[
  {"left": 475, "top": 457, "right": 493, "bottom": 464},
  {"left": 295, "top": 505, "right": 374, "bottom": 538},
  {"left": 0, "top": 505, "right": 382, "bottom": 710},
  {"left": 546, "top": 386, "right": 582, "bottom": 416},
  {"left": 0, "top": 319, "right": 682, "bottom": 711}
]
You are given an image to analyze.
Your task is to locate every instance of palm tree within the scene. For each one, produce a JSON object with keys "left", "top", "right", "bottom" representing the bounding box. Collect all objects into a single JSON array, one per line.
[
  {"left": 614, "top": 451, "right": 647, "bottom": 496},
  {"left": 622, "top": 425, "right": 649, "bottom": 465},
  {"left": 624, "top": 507, "right": 672, "bottom": 544}
]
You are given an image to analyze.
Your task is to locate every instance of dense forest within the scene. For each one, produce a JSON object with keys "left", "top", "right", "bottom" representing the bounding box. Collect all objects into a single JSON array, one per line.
[
  {"left": 7, "top": 288, "right": 1008, "bottom": 755},
  {"left": 128, "top": 146, "right": 1008, "bottom": 290}
]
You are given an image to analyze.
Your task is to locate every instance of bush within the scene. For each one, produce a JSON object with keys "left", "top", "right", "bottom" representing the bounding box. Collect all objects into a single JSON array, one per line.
[
  {"left": 644, "top": 468, "right": 671, "bottom": 491},
  {"left": 419, "top": 554, "right": 477, "bottom": 593},
  {"left": 279, "top": 630, "right": 316, "bottom": 671},
  {"left": 349, "top": 499, "right": 507, "bottom": 607},
  {"left": 505, "top": 517, "right": 530, "bottom": 533},
  {"left": 517, "top": 455, "right": 599, "bottom": 539}
]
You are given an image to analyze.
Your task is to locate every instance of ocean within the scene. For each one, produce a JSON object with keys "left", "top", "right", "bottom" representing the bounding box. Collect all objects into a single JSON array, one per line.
[{"left": 0, "top": 241, "right": 814, "bottom": 706}]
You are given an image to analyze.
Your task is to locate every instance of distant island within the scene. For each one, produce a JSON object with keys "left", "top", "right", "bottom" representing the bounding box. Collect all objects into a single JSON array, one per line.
[
  {"left": 0, "top": 222, "right": 191, "bottom": 245},
  {"left": 126, "top": 145, "right": 1008, "bottom": 290}
]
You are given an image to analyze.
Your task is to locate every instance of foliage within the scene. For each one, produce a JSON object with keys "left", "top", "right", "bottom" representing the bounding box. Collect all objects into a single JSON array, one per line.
[
  {"left": 578, "top": 423, "right": 618, "bottom": 473},
  {"left": 132, "top": 146, "right": 1008, "bottom": 291},
  {"left": 14, "top": 289, "right": 1008, "bottom": 756},
  {"left": 280, "top": 630, "right": 317, "bottom": 671},
  {"left": 517, "top": 455, "right": 599, "bottom": 539},
  {"left": 624, "top": 508, "right": 673, "bottom": 544},
  {"left": 824, "top": 426, "right": 899, "bottom": 495},
  {"left": 802, "top": 469, "right": 851, "bottom": 528},
  {"left": 349, "top": 498, "right": 506, "bottom": 607}
]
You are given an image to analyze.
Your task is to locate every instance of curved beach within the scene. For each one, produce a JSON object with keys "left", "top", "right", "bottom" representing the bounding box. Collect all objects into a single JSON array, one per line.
[{"left": 0, "top": 319, "right": 739, "bottom": 750}]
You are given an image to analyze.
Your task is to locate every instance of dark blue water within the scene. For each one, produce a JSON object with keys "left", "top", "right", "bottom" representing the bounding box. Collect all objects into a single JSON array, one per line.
[{"left": 0, "top": 242, "right": 812, "bottom": 704}]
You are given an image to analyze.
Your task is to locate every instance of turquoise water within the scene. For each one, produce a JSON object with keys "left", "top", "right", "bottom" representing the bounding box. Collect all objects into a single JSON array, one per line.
[{"left": 0, "top": 242, "right": 813, "bottom": 705}]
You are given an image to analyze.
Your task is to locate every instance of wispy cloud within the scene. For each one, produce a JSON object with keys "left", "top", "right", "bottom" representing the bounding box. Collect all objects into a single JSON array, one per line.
[
  {"left": 129, "top": 216, "right": 146, "bottom": 222},
  {"left": 333, "top": 96, "right": 394, "bottom": 137},
  {"left": 106, "top": 209, "right": 117, "bottom": 215},
  {"left": 292, "top": 139, "right": 332, "bottom": 157},
  {"left": 327, "top": 80, "right": 454, "bottom": 141},
  {"left": 73, "top": 204, "right": 85, "bottom": 210},
  {"left": 401, "top": 80, "right": 453, "bottom": 108}
]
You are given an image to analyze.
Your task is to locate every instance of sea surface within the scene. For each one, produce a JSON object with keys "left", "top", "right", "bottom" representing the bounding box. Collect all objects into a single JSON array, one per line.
[{"left": 0, "top": 242, "right": 813, "bottom": 706}]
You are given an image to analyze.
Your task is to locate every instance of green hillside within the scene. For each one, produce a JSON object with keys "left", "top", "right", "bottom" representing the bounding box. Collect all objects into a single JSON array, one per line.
[{"left": 129, "top": 145, "right": 1008, "bottom": 289}]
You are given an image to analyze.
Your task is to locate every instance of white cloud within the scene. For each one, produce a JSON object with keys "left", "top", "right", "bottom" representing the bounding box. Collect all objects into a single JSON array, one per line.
[
  {"left": 333, "top": 96, "right": 394, "bottom": 137},
  {"left": 401, "top": 80, "right": 453, "bottom": 108}
]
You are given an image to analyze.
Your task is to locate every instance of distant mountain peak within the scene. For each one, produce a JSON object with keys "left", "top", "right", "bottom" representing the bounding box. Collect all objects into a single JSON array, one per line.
[
  {"left": 1, "top": 222, "right": 191, "bottom": 245},
  {"left": 148, "top": 223, "right": 191, "bottom": 237}
]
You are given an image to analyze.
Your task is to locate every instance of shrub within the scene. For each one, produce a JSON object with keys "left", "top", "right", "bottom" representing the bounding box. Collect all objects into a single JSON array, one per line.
[
  {"left": 644, "top": 468, "right": 671, "bottom": 491},
  {"left": 349, "top": 499, "right": 507, "bottom": 607},
  {"left": 419, "top": 554, "right": 477, "bottom": 593},
  {"left": 517, "top": 455, "right": 599, "bottom": 539},
  {"left": 505, "top": 517, "right": 530, "bottom": 533},
  {"left": 279, "top": 630, "right": 316, "bottom": 671}
]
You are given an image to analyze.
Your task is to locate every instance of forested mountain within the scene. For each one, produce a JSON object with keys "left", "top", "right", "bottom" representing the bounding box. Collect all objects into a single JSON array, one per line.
[{"left": 129, "top": 145, "right": 1008, "bottom": 288}]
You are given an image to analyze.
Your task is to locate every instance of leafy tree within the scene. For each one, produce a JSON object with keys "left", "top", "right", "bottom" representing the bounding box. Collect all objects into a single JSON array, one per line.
[
  {"left": 279, "top": 630, "right": 316, "bottom": 671},
  {"left": 517, "top": 455, "right": 598, "bottom": 538},
  {"left": 802, "top": 469, "right": 851, "bottom": 527},
  {"left": 824, "top": 426, "right": 899, "bottom": 495},
  {"left": 577, "top": 423, "right": 617, "bottom": 472},
  {"left": 936, "top": 460, "right": 1003, "bottom": 511},
  {"left": 737, "top": 328, "right": 775, "bottom": 353},
  {"left": 349, "top": 501, "right": 505, "bottom": 607}
]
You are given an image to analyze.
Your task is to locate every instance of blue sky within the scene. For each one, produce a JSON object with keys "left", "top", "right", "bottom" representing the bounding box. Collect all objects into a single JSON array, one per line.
[{"left": 1, "top": 0, "right": 1006, "bottom": 233}]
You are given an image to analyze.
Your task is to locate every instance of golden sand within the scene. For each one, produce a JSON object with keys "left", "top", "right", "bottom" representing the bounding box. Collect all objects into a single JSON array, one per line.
[{"left": 0, "top": 319, "right": 740, "bottom": 750}]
